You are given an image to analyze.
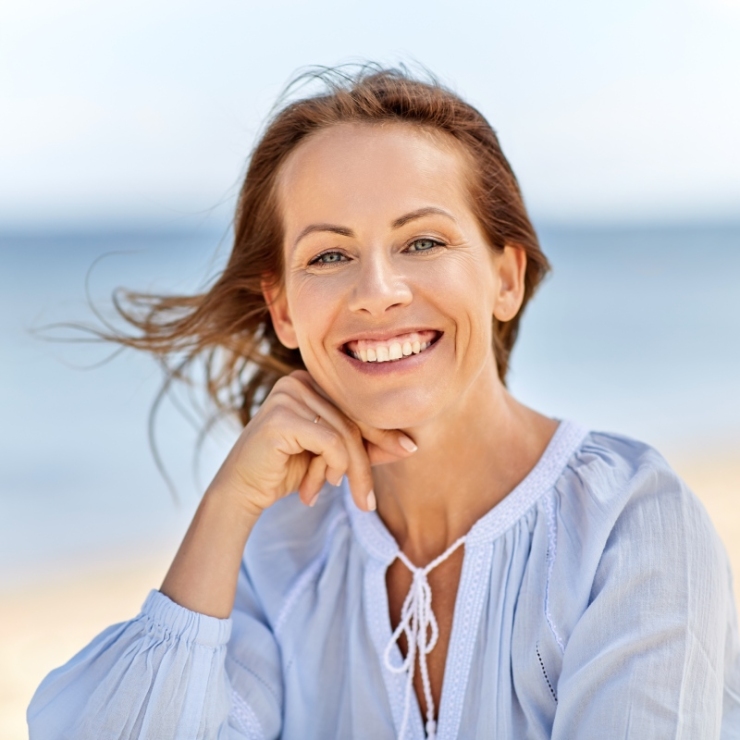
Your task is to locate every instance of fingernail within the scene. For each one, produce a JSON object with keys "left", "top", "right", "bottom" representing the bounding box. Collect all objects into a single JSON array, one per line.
[
  {"left": 398, "top": 435, "right": 418, "bottom": 453},
  {"left": 366, "top": 490, "right": 377, "bottom": 511},
  {"left": 308, "top": 491, "right": 320, "bottom": 507}
]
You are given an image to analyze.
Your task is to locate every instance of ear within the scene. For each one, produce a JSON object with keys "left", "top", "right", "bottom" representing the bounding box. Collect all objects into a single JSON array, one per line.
[
  {"left": 261, "top": 277, "right": 299, "bottom": 349},
  {"left": 492, "top": 245, "right": 527, "bottom": 322}
]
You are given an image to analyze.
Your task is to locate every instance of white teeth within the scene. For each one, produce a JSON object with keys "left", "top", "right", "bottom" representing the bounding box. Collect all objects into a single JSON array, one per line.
[{"left": 348, "top": 334, "right": 437, "bottom": 363}]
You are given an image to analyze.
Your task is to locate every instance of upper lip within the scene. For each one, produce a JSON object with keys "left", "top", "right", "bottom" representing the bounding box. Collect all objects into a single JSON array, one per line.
[{"left": 337, "top": 327, "right": 442, "bottom": 346}]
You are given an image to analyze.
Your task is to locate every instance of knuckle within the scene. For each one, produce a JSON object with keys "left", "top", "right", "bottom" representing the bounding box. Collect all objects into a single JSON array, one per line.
[
  {"left": 266, "top": 388, "right": 289, "bottom": 405},
  {"left": 326, "top": 430, "right": 345, "bottom": 452},
  {"left": 288, "top": 370, "right": 311, "bottom": 387},
  {"left": 326, "top": 436, "right": 349, "bottom": 463},
  {"left": 265, "top": 404, "right": 292, "bottom": 428},
  {"left": 272, "top": 376, "right": 293, "bottom": 392}
]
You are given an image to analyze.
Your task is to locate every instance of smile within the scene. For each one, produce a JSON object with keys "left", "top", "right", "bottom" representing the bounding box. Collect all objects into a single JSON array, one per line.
[{"left": 343, "top": 330, "right": 441, "bottom": 364}]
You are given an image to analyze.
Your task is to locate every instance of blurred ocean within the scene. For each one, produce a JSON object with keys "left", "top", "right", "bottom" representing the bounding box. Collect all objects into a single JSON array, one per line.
[{"left": 1, "top": 223, "right": 739, "bottom": 585}]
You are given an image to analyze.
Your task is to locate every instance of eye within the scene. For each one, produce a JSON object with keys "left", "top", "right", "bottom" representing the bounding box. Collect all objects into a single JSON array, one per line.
[
  {"left": 308, "top": 250, "right": 349, "bottom": 266},
  {"left": 406, "top": 238, "right": 443, "bottom": 253}
]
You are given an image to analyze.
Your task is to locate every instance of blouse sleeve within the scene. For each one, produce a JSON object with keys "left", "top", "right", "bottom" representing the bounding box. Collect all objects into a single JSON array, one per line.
[
  {"left": 27, "top": 562, "right": 284, "bottom": 740},
  {"left": 551, "top": 468, "right": 740, "bottom": 739}
]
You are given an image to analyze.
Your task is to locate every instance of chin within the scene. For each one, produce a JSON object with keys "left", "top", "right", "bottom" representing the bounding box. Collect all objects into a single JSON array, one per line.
[{"left": 339, "top": 388, "right": 446, "bottom": 431}]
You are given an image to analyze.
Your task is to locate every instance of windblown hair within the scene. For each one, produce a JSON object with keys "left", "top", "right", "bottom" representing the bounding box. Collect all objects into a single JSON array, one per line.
[{"left": 109, "top": 65, "right": 550, "bottom": 428}]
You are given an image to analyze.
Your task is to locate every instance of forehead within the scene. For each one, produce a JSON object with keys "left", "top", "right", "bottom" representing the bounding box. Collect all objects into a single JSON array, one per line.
[{"left": 276, "top": 122, "right": 475, "bottom": 232}]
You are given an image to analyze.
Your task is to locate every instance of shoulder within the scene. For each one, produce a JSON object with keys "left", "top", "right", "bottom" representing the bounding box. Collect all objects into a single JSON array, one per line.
[
  {"left": 577, "top": 430, "right": 726, "bottom": 574},
  {"left": 539, "top": 432, "right": 739, "bottom": 736},
  {"left": 548, "top": 429, "right": 729, "bottom": 611},
  {"left": 557, "top": 429, "right": 716, "bottom": 542},
  {"left": 241, "top": 483, "right": 352, "bottom": 625}
]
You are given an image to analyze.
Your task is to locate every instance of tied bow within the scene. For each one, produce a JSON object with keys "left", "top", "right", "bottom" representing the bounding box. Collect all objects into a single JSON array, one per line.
[{"left": 383, "top": 536, "right": 466, "bottom": 740}]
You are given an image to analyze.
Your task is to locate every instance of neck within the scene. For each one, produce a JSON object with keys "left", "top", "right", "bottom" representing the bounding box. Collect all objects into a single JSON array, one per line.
[{"left": 372, "top": 362, "right": 558, "bottom": 565}]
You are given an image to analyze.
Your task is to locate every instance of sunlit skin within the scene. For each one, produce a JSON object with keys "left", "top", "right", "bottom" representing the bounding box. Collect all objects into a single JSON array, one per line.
[
  {"left": 264, "top": 122, "right": 558, "bottom": 715},
  {"left": 162, "top": 121, "right": 559, "bottom": 722},
  {"left": 275, "top": 127, "right": 500, "bottom": 430},
  {"left": 162, "top": 121, "right": 558, "bottom": 724}
]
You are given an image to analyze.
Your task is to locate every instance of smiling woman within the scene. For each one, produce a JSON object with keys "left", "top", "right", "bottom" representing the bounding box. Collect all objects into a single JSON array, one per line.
[{"left": 27, "top": 66, "right": 740, "bottom": 739}]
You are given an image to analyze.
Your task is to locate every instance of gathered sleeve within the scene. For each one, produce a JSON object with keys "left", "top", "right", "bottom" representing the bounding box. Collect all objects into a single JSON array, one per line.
[
  {"left": 27, "top": 562, "right": 284, "bottom": 740},
  {"left": 551, "top": 461, "right": 740, "bottom": 739}
]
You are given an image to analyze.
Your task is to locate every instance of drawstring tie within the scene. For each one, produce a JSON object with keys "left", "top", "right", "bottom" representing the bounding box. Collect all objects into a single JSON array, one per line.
[{"left": 383, "top": 536, "right": 466, "bottom": 740}]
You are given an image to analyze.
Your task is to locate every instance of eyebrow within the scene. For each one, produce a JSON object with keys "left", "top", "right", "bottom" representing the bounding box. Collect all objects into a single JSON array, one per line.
[
  {"left": 293, "top": 207, "right": 457, "bottom": 249},
  {"left": 391, "top": 206, "right": 455, "bottom": 229}
]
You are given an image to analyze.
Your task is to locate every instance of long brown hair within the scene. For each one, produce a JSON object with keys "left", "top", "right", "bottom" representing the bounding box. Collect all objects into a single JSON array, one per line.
[{"left": 108, "top": 65, "right": 550, "bottom": 429}]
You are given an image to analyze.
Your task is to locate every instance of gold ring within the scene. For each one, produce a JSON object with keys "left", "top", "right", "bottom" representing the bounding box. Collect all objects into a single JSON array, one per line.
[{"left": 313, "top": 415, "right": 321, "bottom": 424}]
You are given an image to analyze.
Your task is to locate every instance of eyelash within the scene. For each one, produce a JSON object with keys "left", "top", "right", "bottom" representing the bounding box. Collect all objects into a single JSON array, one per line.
[{"left": 308, "top": 238, "right": 444, "bottom": 266}]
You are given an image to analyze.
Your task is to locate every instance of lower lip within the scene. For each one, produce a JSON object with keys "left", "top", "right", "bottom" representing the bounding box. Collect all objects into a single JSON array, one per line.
[{"left": 339, "top": 336, "right": 442, "bottom": 375}]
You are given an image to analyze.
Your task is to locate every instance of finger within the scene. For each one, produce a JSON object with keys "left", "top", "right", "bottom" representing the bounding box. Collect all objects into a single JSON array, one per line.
[
  {"left": 271, "top": 413, "right": 351, "bottom": 484},
  {"left": 282, "top": 374, "right": 376, "bottom": 510},
  {"left": 267, "top": 390, "right": 348, "bottom": 486},
  {"left": 291, "top": 370, "right": 416, "bottom": 465},
  {"left": 298, "top": 455, "right": 328, "bottom": 506},
  {"left": 267, "top": 375, "right": 343, "bottom": 434},
  {"left": 312, "top": 412, "right": 374, "bottom": 511},
  {"left": 292, "top": 371, "right": 418, "bottom": 459},
  {"left": 303, "top": 409, "right": 374, "bottom": 512},
  {"left": 366, "top": 441, "right": 409, "bottom": 467},
  {"left": 341, "top": 425, "right": 376, "bottom": 512},
  {"left": 288, "top": 369, "right": 330, "bottom": 400},
  {"left": 358, "top": 423, "right": 418, "bottom": 459}
]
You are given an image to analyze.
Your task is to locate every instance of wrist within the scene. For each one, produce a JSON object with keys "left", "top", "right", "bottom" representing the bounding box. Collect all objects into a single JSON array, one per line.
[{"left": 204, "top": 475, "right": 265, "bottom": 524}]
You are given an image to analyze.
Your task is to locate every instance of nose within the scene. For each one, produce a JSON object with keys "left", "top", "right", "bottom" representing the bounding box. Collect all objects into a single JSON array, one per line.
[{"left": 346, "top": 252, "right": 413, "bottom": 316}]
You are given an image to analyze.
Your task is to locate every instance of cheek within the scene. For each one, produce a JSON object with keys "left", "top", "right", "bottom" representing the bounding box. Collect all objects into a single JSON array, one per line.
[
  {"left": 287, "top": 278, "right": 342, "bottom": 354},
  {"left": 431, "top": 255, "right": 496, "bottom": 317},
  {"left": 442, "top": 262, "right": 497, "bottom": 359}
]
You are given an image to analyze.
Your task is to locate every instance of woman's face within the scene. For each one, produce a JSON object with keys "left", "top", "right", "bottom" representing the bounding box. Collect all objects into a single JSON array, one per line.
[{"left": 266, "top": 122, "right": 523, "bottom": 430}]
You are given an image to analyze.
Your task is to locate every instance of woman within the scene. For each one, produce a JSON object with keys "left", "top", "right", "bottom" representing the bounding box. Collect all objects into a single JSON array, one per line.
[{"left": 28, "top": 67, "right": 740, "bottom": 739}]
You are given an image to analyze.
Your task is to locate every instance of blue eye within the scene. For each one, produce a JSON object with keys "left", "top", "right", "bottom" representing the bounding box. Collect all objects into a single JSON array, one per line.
[
  {"left": 407, "top": 238, "right": 441, "bottom": 252},
  {"left": 310, "top": 251, "right": 347, "bottom": 266}
]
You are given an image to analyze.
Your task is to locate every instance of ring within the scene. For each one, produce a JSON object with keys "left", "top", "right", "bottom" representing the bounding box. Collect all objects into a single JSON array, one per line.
[{"left": 313, "top": 415, "right": 321, "bottom": 424}]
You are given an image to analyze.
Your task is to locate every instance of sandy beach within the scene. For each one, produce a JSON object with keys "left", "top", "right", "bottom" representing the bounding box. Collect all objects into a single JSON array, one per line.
[{"left": 2, "top": 450, "right": 739, "bottom": 740}]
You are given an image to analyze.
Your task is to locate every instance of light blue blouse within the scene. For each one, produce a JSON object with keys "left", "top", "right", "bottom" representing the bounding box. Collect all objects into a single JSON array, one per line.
[{"left": 28, "top": 421, "right": 740, "bottom": 738}]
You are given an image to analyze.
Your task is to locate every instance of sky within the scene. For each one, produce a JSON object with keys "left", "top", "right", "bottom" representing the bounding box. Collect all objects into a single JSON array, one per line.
[{"left": 1, "top": 0, "right": 740, "bottom": 227}]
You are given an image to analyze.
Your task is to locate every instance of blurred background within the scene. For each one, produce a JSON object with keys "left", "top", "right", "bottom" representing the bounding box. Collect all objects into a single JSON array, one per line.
[{"left": 2, "top": 0, "right": 739, "bottom": 736}]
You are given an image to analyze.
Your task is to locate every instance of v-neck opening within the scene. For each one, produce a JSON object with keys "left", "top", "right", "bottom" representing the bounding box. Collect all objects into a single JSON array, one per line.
[
  {"left": 346, "top": 419, "right": 588, "bottom": 561},
  {"left": 346, "top": 419, "right": 589, "bottom": 739}
]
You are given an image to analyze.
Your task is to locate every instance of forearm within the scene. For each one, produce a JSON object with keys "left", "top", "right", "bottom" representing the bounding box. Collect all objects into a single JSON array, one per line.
[{"left": 161, "top": 482, "right": 261, "bottom": 619}]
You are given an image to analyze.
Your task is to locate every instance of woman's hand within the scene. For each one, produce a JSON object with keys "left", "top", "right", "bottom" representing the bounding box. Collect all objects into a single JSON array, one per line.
[
  {"left": 161, "top": 370, "right": 416, "bottom": 617},
  {"left": 209, "top": 370, "right": 417, "bottom": 516}
]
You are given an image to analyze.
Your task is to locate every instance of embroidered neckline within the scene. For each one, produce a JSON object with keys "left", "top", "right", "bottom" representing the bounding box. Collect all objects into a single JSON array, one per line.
[
  {"left": 345, "top": 419, "right": 589, "bottom": 563},
  {"left": 383, "top": 536, "right": 467, "bottom": 740},
  {"left": 345, "top": 418, "right": 588, "bottom": 740}
]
